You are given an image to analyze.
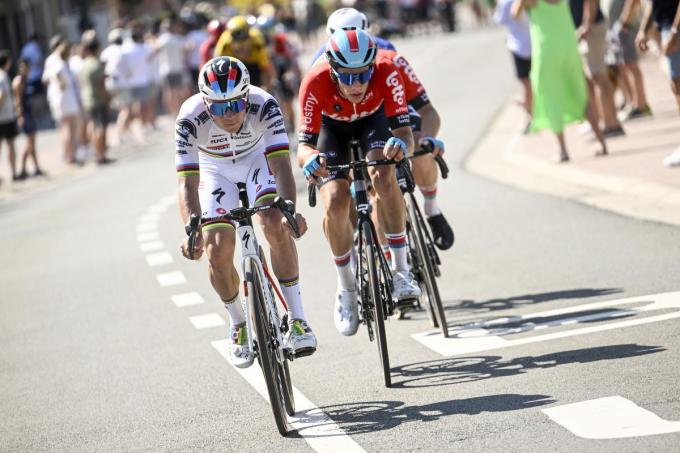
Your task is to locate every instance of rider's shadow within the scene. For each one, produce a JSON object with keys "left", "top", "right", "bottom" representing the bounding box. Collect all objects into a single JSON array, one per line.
[
  {"left": 295, "top": 393, "right": 555, "bottom": 435},
  {"left": 391, "top": 343, "right": 665, "bottom": 389}
]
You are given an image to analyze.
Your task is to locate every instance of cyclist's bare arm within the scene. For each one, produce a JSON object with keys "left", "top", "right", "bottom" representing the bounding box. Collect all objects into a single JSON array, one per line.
[
  {"left": 178, "top": 174, "right": 204, "bottom": 259},
  {"left": 417, "top": 104, "right": 441, "bottom": 143},
  {"left": 387, "top": 125, "right": 415, "bottom": 159},
  {"left": 268, "top": 155, "right": 308, "bottom": 237}
]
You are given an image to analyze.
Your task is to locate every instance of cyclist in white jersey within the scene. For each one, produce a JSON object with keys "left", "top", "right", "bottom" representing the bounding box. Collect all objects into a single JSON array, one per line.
[{"left": 176, "top": 56, "right": 317, "bottom": 368}]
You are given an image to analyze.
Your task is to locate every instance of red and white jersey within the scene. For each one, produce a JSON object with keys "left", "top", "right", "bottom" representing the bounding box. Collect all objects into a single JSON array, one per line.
[
  {"left": 298, "top": 55, "right": 411, "bottom": 146},
  {"left": 379, "top": 49, "right": 431, "bottom": 110}
]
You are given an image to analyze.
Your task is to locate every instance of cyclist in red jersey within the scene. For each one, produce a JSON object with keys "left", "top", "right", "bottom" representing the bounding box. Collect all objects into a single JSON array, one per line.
[
  {"left": 378, "top": 48, "right": 454, "bottom": 251},
  {"left": 297, "top": 28, "right": 421, "bottom": 336}
]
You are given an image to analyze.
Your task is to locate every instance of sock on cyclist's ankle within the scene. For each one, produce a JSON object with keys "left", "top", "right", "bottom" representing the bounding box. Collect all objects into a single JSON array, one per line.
[
  {"left": 278, "top": 275, "right": 306, "bottom": 320},
  {"left": 420, "top": 184, "right": 442, "bottom": 217},
  {"left": 386, "top": 230, "right": 409, "bottom": 273},
  {"left": 222, "top": 293, "right": 246, "bottom": 326},
  {"left": 381, "top": 244, "right": 392, "bottom": 266},
  {"left": 334, "top": 249, "right": 355, "bottom": 291}
]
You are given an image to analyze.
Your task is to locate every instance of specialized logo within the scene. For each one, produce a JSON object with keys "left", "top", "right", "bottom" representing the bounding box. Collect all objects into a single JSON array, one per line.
[
  {"left": 212, "top": 187, "right": 226, "bottom": 204},
  {"left": 302, "top": 92, "right": 318, "bottom": 125},
  {"left": 176, "top": 119, "right": 197, "bottom": 142},
  {"left": 386, "top": 70, "right": 405, "bottom": 106},
  {"left": 252, "top": 168, "right": 260, "bottom": 185},
  {"left": 242, "top": 231, "right": 251, "bottom": 250},
  {"left": 260, "top": 99, "right": 282, "bottom": 122}
]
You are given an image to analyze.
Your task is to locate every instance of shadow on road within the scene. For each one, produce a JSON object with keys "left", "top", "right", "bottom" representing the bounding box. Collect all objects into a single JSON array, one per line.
[
  {"left": 391, "top": 344, "right": 664, "bottom": 389},
  {"left": 295, "top": 394, "right": 554, "bottom": 435},
  {"left": 445, "top": 287, "right": 624, "bottom": 315}
]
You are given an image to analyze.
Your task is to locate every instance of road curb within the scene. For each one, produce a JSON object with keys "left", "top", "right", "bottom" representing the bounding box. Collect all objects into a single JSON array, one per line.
[{"left": 465, "top": 100, "right": 680, "bottom": 227}]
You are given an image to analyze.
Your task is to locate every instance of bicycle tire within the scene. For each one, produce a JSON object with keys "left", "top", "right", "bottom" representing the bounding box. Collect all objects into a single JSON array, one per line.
[
  {"left": 407, "top": 216, "right": 438, "bottom": 328},
  {"left": 364, "top": 224, "right": 391, "bottom": 387},
  {"left": 410, "top": 202, "right": 449, "bottom": 338},
  {"left": 247, "top": 260, "right": 290, "bottom": 436}
]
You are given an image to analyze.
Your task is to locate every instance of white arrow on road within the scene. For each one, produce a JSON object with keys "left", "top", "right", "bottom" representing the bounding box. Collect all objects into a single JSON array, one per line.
[{"left": 413, "top": 291, "right": 680, "bottom": 356}]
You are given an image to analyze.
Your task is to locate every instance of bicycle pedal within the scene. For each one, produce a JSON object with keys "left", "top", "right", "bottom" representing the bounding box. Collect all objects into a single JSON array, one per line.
[{"left": 290, "top": 347, "right": 316, "bottom": 359}]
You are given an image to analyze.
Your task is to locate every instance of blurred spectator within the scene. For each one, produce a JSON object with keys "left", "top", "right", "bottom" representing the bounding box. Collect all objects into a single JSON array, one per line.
[
  {"left": 200, "top": 19, "right": 225, "bottom": 68},
  {"left": 571, "top": 0, "right": 626, "bottom": 137},
  {"left": 80, "top": 33, "right": 112, "bottom": 165},
  {"left": 153, "top": 17, "right": 190, "bottom": 117},
  {"left": 607, "top": 0, "right": 652, "bottom": 120},
  {"left": 118, "top": 23, "right": 155, "bottom": 142},
  {"left": 100, "top": 29, "right": 124, "bottom": 113},
  {"left": 12, "top": 58, "right": 43, "bottom": 179},
  {"left": 0, "top": 50, "right": 18, "bottom": 182},
  {"left": 68, "top": 42, "right": 91, "bottom": 162},
  {"left": 19, "top": 34, "right": 44, "bottom": 97},
  {"left": 513, "top": 0, "right": 607, "bottom": 162},
  {"left": 495, "top": 0, "right": 533, "bottom": 130},
  {"left": 635, "top": 0, "right": 680, "bottom": 166},
  {"left": 42, "top": 37, "right": 82, "bottom": 165},
  {"left": 184, "top": 17, "right": 209, "bottom": 92}
]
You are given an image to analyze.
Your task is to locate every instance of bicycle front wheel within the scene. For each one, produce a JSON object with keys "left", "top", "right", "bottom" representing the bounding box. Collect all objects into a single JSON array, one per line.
[
  {"left": 247, "top": 259, "right": 291, "bottom": 436},
  {"left": 410, "top": 201, "right": 449, "bottom": 338},
  {"left": 364, "top": 224, "right": 391, "bottom": 387}
]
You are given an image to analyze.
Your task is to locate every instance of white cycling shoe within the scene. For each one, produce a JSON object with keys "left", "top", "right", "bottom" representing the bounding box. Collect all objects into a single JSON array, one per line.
[
  {"left": 284, "top": 319, "right": 317, "bottom": 358},
  {"left": 334, "top": 288, "right": 359, "bottom": 336},
  {"left": 229, "top": 323, "right": 254, "bottom": 369},
  {"left": 392, "top": 271, "right": 422, "bottom": 301}
]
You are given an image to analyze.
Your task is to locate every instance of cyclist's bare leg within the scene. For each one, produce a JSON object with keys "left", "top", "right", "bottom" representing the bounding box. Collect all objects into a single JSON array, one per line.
[
  {"left": 203, "top": 227, "right": 243, "bottom": 323},
  {"left": 320, "top": 179, "right": 356, "bottom": 290}
]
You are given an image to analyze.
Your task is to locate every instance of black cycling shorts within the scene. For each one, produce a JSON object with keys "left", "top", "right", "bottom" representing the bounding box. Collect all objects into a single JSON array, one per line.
[{"left": 318, "top": 107, "right": 393, "bottom": 181}]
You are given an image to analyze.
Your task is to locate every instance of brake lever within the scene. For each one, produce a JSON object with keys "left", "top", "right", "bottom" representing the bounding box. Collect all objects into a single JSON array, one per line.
[
  {"left": 275, "top": 197, "right": 300, "bottom": 238},
  {"left": 308, "top": 182, "right": 317, "bottom": 208},
  {"left": 187, "top": 214, "right": 200, "bottom": 260}
]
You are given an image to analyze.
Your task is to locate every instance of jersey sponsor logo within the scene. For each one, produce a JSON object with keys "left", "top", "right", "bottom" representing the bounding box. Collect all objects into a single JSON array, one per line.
[
  {"left": 396, "top": 113, "right": 411, "bottom": 125},
  {"left": 302, "top": 92, "right": 318, "bottom": 125},
  {"left": 393, "top": 55, "right": 421, "bottom": 85},
  {"left": 252, "top": 168, "right": 261, "bottom": 184},
  {"left": 194, "top": 111, "right": 210, "bottom": 125},
  {"left": 248, "top": 103, "right": 261, "bottom": 114},
  {"left": 176, "top": 119, "right": 197, "bottom": 142},
  {"left": 272, "top": 128, "right": 286, "bottom": 135},
  {"left": 298, "top": 131, "right": 315, "bottom": 143},
  {"left": 210, "top": 137, "right": 230, "bottom": 144},
  {"left": 386, "top": 70, "right": 405, "bottom": 106},
  {"left": 176, "top": 149, "right": 188, "bottom": 155},
  {"left": 216, "top": 207, "right": 227, "bottom": 215},
  {"left": 260, "top": 99, "right": 282, "bottom": 122},
  {"left": 212, "top": 188, "right": 226, "bottom": 204},
  {"left": 266, "top": 118, "right": 284, "bottom": 130},
  {"left": 176, "top": 139, "right": 192, "bottom": 148}
]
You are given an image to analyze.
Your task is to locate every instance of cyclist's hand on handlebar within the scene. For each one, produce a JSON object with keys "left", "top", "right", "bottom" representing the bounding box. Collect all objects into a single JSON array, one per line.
[
  {"left": 180, "top": 232, "right": 203, "bottom": 260},
  {"left": 420, "top": 136, "right": 445, "bottom": 157},
  {"left": 283, "top": 212, "right": 308, "bottom": 238},
  {"left": 384, "top": 137, "right": 407, "bottom": 161},
  {"left": 303, "top": 152, "right": 328, "bottom": 181}
]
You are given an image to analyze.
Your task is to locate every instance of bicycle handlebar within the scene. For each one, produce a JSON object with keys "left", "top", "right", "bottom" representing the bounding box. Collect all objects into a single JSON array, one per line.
[
  {"left": 186, "top": 214, "right": 200, "bottom": 260},
  {"left": 200, "top": 196, "right": 301, "bottom": 238},
  {"left": 416, "top": 142, "right": 449, "bottom": 179}
]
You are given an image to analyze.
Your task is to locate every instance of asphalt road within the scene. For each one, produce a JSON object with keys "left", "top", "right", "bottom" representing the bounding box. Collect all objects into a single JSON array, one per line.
[{"left": 2, "top": 28, "right": 680, "bottom": 452}]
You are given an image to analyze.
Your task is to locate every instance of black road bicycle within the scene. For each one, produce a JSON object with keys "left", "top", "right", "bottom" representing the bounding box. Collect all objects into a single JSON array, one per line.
[
  {"left": 187, "top": 183, "right": 302, "bottom": 436},
  {"left": 308, "top": 140, "right": 416, "bottom": 387}
]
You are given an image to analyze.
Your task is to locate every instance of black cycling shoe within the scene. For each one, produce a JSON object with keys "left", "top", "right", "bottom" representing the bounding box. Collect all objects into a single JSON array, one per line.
[{"left": 427, "top": 214, "right": 454, "bottom": 250}]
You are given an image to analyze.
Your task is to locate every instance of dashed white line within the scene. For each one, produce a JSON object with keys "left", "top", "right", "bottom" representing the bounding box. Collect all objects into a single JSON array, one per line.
[
  {"left": 212, "top": 340, "right": 366, "bottom": 452},
  {"left": 136, "top": 223, "right": 157, "bottom": 232},
  {"left": 145, "top": 252, "right": 174, "bottom": 267},
  {"left": 171, "top": 292, "right": 206, "bottom": 307},
  {"left": 139, "top": 214, "right": 160, "bottom": 223},
  {"left": 156, "top": 271, "right": 187, "bottom": 287},
  {"left": 543, "top": 396, "right": 680, "bottom": 439},
  {"left": 137, "top": 231, "right": 160, "bottom": 242},
  {"left": 148, "top": 205, "right": 168, "bottom": 214},
  {"left": 189, "top": 313, "right": 226, "bottom": 329},
  {"left": 140, "top": 241, "right": 165, "bottom": 252}
]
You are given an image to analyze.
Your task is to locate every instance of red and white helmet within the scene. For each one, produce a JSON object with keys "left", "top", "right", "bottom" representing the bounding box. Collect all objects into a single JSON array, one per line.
[
  {"left": 198, "top": 56, "right": 250, "bottom": 100},
  {"left": 326, "top": 27, "right": 377, "bottom": 69},
  {"left": 326, "top": 8, "right": 369, "bottom": 35}
]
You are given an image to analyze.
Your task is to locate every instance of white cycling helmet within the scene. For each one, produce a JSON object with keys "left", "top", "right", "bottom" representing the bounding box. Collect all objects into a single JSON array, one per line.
[
  {"left": 326, "top": 8, "right": 369, "bottom": 35},
  {"left": 198, "top": 56, "right": 250, "bottom": 101}
]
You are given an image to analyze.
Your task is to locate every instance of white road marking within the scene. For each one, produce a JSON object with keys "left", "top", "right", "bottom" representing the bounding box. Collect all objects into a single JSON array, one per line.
[
  {"left": 212, "top": 340, "right": 366, "bottom": 452},
  {"left": 136, "top": 223, "right": 157, "bottom": 232},
  {"left": 413, "top": 291, "right": 680, "bottom": 356},
  {"left": 189, "top": 313, "right": 226, "bottom": 329},
  {"left": 146, "top": 252, "right": 174, "bottom": 267},
  {"left": 171, "top": 292, "right": 205, "bottom": 307},
  {"left": 543, "top": 396, "right": 680, "bottom": 439},
  {"left": 139, "top": 214, "right": 159, "bottom": 223},
  {"left": 156, "top": 271, "right": 186, "bottom": 287},
  {"left": 140, "top": 241, "right": 165, "bottom": 252},
  {"left": 148, "top": 205, "right": 167, "bottom": 214},
  {"left": 159, "top": 195, "right": 176, "bottom": 206},
  {"left": 137, "top": 231, "right": 160, "bottom": 242}
]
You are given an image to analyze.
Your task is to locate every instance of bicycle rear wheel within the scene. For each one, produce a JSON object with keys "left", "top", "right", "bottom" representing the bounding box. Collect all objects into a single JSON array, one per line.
[
  {"left": 364, "top": 224, "right": 391, "bottom": 387},
  {"left": 410, "top": 201, "right": 449, "bottom": 338},
  {"left": 247, "top": 259, "right": 291, "bottom": 436}
]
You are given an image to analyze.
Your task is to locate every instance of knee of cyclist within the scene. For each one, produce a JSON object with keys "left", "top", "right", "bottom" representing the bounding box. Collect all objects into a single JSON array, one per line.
[
  {"left": 259, "top": 210, "right": 286, "bottom": 239},
  {"left": 205, "top": 243, "right": 234, "bottom": 271},
  {"left": 371, "top": 167, "right": 397, "bottom": 194},
  {"left": 324, "top": 194, "right": 350, "bottom": 220}
]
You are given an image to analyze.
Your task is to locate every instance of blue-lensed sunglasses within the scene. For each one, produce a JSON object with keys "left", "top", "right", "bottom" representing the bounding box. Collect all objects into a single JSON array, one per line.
[
  {"left": 207, "top": 98, "right": 248, "bottom": 116},
  {"left": 332, "top": 66, "right": 374, "bottom": 85}
]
